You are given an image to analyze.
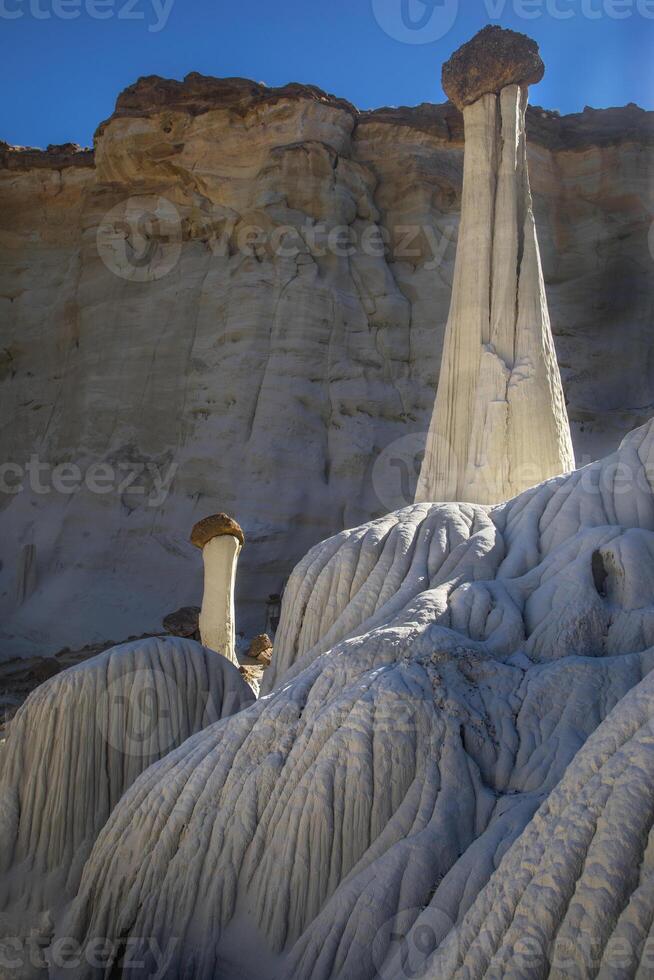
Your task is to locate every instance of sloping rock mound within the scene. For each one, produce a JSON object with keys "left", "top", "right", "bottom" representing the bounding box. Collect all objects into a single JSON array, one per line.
[
  {"left": 0, "top": 636, "right": 254, "bottom": 947},
  {"left": 420, "top": 667, "right": 654, "bottom": 979},
  {"left": 267, "top": 418, "right": 654, "bottom": 692},
  {"left": 35, "top": 421, "right": 654, "bottom": 979}
]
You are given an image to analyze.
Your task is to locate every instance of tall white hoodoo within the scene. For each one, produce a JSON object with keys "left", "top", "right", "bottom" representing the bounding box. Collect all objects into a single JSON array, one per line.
[{"left": 416, "top": 27, "right": 575, "bottom": 505}]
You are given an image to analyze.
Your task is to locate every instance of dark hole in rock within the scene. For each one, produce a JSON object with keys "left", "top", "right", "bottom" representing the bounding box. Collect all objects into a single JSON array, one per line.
[{"left": 592, "top": 550, "right": 609, "bottom": 598}]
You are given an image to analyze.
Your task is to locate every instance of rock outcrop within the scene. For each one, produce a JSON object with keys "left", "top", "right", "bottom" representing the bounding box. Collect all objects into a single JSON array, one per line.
[
  {"left": 12, "top": 418, "right": 648, "bottom": 980},
  {"left": 1, "top": 78, "right": 652, "bottom": 658},
  {"left": 416, "top": 28, "right": 575, "bottom": 505},
  {"left": 0, "top": 635, "right": 254, "bottom": 947}
]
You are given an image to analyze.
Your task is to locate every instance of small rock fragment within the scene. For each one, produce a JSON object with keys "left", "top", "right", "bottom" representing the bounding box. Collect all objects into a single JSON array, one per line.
[
  {"left": 239, "top": 663, "right": 264, "bottom": 696},
  {"left": 162, "top": 606, "right": 200, "bottom": 638},
  {"left": 248, "top": 633, "right": 273, "bottom": 666}
]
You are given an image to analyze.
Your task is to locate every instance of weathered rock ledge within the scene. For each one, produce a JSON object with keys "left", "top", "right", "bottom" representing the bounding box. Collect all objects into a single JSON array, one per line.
[
  {"left": 2, "top": 75, "right": 652, "bottom": 170},
  {"left": 0, "top": 140, "right": 93, "bottom": 171}
]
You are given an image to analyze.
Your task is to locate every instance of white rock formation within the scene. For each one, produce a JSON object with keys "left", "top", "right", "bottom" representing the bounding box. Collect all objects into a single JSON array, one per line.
[
  {"left": 416, "top": 30, "right": 575, "bottom": 505},
  {"left": 1, "top": 86, "right": 652, "bottom": 659},
  {"left": 191, "top": 513, "right": 244, "bottom": 664},
  {"left": 0, "top": 34, "right": 651, "bottom": 979},
  {"left": 0, "top": 635, "right": 254, "bottom": 948},
  {"left": 422, "top": 667, "right": 654, "bottom": 979},
  {"left": 30, "top": 418, "right": 654, "bottom": 980}
]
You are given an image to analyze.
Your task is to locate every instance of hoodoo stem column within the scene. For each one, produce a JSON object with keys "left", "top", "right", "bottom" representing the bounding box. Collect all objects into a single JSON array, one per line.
[{"left": 416, "top": 26, "right": 575, "bottom": 506}]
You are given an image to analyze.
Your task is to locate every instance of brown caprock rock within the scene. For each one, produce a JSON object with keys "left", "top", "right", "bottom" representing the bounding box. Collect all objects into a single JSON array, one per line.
[{"left": 442, "top": 25, "right": 545, "bottom": 110}]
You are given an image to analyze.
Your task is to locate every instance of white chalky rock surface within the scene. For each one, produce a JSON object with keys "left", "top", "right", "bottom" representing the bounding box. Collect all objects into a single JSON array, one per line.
[
  {"left": 0, "top": 635, "right": 254, "bottom": 950},
  {"left": 420, "top": 667, "right": 654, "bottom": 979},
  {"left": 198, "top": 533, "right": 241, "bottom": 664},
  {"left": 41, "top": 420, "right": 654, "bottom": 979}
]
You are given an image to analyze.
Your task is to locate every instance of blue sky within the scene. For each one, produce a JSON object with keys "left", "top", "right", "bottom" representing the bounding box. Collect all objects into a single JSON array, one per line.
[{"left": 1, "top": 0, "right": 652, "bottom": 147}]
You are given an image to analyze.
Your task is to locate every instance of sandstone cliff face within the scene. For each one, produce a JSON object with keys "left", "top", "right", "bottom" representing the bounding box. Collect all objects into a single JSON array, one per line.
[{"left": 0, "top": 76, "right": 652, "bottom": 657}]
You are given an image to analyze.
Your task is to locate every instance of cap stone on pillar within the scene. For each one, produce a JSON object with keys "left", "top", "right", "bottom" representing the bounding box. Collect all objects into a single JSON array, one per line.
[
  {"left": 442, "top": 25, "right": 544, "bottom": 110},
  {"left": 190, "top": 513, "right": 245, "bottom": 549}
]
